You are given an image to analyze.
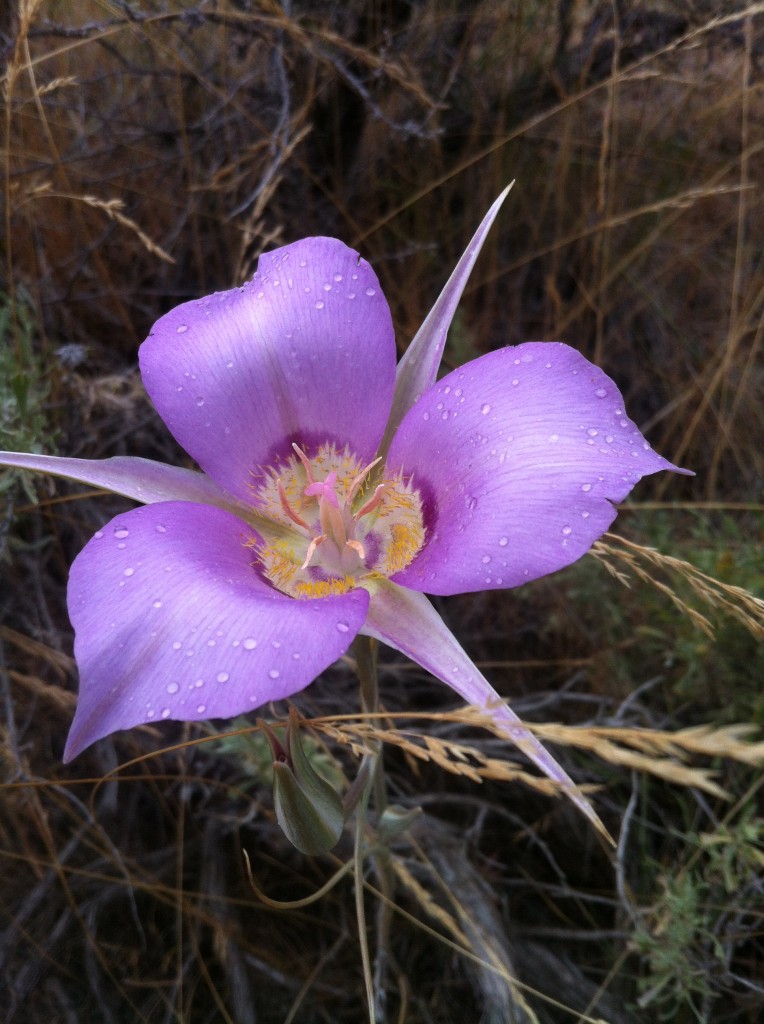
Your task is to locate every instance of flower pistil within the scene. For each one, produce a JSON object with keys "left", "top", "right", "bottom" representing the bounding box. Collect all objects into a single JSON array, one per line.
[{"left": 256, "top": 443, "right": 425, "bottom": 599}]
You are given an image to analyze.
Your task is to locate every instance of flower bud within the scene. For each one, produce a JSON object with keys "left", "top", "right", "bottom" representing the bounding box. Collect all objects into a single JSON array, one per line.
[{"left": 259, "top": 707, "right": 344, "bottom": 856}]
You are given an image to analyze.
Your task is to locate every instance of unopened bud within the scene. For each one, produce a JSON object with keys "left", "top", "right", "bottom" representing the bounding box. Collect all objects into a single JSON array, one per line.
[{"left": 259, "top": 707, "right": 344, "bottom": 856}]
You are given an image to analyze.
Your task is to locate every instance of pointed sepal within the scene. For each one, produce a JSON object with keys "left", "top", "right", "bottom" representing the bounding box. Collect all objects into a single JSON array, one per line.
[{"left": 378, "top": 184, "right": 513, "bottom": 458}]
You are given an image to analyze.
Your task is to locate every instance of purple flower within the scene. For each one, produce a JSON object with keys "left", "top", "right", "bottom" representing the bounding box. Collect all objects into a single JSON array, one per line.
[{"left": 0, "top": 191, "right": 689, "bottom": 829}]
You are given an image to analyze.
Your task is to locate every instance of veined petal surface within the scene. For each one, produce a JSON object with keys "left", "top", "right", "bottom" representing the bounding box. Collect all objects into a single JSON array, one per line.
[
  {"left": 363, "top": 581, "right": 608, "bottom": 838},
  {"left": 0, "top": 451, "right": 244, "bottom": 512},
  {"left": 388, "top": 342, "right": 690, "bottom": 595},
  {"left": 139, "top": 237, "right": 396, "bottom": 504},
  {"left": 64, "top": 501, "right": 368, "bottom": 760}
]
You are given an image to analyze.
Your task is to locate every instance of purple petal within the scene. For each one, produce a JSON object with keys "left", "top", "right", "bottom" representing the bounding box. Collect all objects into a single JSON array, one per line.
[
  {"left": 139, "top": 237, "right": 396, "bottom": 504},
  {"left": 387, "top": 342, "right": 692, "bottom": 595},
  {"left": 64, "top": 501, "right": 369, "bottom": 760},
  {"left": 363, "top": 581, "right": 608, "bottom": 838},
  {"left": 378, "top": 186, "right": 513, "bottom": 458},
  {"left": 0, "top": 451, "right": 245, "bottom": 512}
]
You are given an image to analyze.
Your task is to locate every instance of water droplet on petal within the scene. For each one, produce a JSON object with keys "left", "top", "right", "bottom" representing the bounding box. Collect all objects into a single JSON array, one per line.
[
  {"left": 196, "top": 704, "right": 206, "bottom": 714},
  {"left": 123, "top": 567, "right": 134, "bottom": 577},
  {"left": 161, "top": 708, "right": 171, "bottom": 719},
  {"left": 581, "top": 483, "right": 592, "bottom": 492},
  {"left": 195, "top": 396, "right": 204, "bottom": 407},
  {"left": 94, "top": 530, "right": 104, "bottom": 540},
  {"left": 167, "top": 682, "right": 179, "bottom": 695},
  {"left": 315, "top": 300, "right": 324, "bottom": 309},
  {"left": 176, "top": 325, "right": 188, "bottom": 334},
  {"left": 365, "top": 287, "right": 376, "bottom": 297},
  {"left": 336, "top": 621, "right": 350, "bottom": 633},
  {"left": 480, "top": 403, "right": 491, "bottom": 415},
  {"left": 153, "top": 600, "right": 163, "bottom": 608},
  {"left": 269, "top": 668, "right": 280, "bottom": 680},
  {"left": 217, "top": 672, "right": 229, "bottom": 683},
  {"left": 562, "top": 526, "right": 572, "bottom": 536},
  {"left": 243, "top": 638, "right": 257, "bottom": 650},
  {"left": 595, "top": 387, "right": 606, "bottom": 398},
  {"left": 481, "top": 555, "right": 491, "bottom": 564},
  {"left": 114, "top": 527, "right": 129, "bottom": 539},
  {"left": 498, "top": 536, "right": 508, "bottom": 547}
]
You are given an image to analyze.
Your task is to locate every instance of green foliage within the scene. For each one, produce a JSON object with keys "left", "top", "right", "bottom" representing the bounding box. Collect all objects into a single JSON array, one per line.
[
  {"left": 556, "top": 510, "right": 764, "bottom": 723},
  {"left": 208, "top": 717, "right": 345, "bottom": 795},
  {"left": 633, "top": 805, "right": 764, "bottom": 1022},
  {"left": 633, "top": 872, "right": 717, "bottom": 1022},
  {"left": 0, "top": 292, "right": 56, "bottom": 500}
]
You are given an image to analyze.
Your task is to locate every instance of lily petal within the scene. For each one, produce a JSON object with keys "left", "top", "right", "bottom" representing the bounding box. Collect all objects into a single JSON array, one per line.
[
  {"left": 64, "top": 501, "right": 368, "bottom": 760},
  {"left": 0, "top": 451, "right": 245, "bottom": 512},
  {"left": 378, "top": 184, "right": 513, "bottom": 458},
  {"left": 363, "top": 580, "right": 609, "bottom": 839},
  {"left": 387, "top": 342, "right": 692, "bottom": 595},
  {"left": 139, "top": 237, "right": 396, "bottom": 504}
]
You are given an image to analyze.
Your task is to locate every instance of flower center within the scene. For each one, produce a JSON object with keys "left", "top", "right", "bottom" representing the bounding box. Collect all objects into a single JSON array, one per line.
[{"left": 254, "top": 443, "right": 425, "bottom": 599}]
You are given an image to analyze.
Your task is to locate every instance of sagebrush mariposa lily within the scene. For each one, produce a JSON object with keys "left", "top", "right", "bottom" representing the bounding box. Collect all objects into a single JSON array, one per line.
[{"left": 0, "top": 188, "right": 691, "bottom": 832}]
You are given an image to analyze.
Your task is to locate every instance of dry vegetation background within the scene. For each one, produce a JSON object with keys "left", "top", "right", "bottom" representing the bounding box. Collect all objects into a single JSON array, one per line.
[{"left": 1, "top": 1, "right": 764, "bottom": 1022}]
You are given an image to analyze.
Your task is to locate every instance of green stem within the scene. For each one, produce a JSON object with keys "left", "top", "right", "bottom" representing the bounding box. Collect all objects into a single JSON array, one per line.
[
  {"left": 354, "top": 754, "right": 376, "bottom": 1024},
  {"left": 350, "top": 635, "right": 397, "bottom": 1023}
]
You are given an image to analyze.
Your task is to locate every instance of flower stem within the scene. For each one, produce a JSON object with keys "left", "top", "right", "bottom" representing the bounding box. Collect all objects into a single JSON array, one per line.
[
  {"left": 350, "top": 635, "right": 396, "bottom": 1022},
  {"left": 353, "top": 753, "right": 376, "bottom": 1024}
]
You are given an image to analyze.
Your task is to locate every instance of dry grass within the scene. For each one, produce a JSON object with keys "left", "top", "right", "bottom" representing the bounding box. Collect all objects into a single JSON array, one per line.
[{"left": 2, "top": 1, "right": 763, "bottom": 1021}]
